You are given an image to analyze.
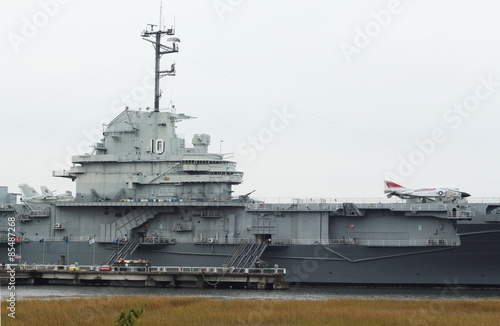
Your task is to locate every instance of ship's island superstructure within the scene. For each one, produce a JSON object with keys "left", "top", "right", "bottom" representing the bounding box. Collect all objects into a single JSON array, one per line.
[{"left": 1, "top": 21, "right": 500, "bottom": 287}]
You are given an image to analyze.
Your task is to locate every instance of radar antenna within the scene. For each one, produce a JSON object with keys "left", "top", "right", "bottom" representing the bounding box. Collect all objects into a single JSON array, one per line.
[{"left": 141, "top": 4, "right": 179, "bottom": 112}]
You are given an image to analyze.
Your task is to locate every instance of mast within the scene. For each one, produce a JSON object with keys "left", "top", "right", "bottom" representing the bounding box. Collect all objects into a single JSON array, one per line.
[{"left": 141, "top": 17, "right": 179, "bottom": 112}]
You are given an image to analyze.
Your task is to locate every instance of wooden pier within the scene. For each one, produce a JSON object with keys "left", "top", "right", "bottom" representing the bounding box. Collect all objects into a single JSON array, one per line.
[{"left": 0, "top": 265, "right": 288, "bottom": 290}]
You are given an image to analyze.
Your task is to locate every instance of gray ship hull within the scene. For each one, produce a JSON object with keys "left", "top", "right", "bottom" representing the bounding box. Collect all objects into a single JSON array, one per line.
[{"left": 4, "top": 223, "right": 499, "bottom": 287}]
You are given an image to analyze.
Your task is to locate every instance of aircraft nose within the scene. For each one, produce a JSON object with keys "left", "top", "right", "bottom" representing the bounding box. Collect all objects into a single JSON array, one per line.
[{"left": 461, "top": 192, "right": 471, "bottom": 198}]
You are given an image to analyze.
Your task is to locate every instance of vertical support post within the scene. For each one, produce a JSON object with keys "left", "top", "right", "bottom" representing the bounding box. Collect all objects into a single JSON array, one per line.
[
  {"left": 196, "top": 277, "right": 208, "bottom": 288},
  {"left": 154, "top": 32, "right": 161, "bottom": 112}
]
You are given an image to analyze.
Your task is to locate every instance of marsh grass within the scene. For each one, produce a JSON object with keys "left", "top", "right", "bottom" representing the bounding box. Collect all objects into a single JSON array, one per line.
[{"left": 2, "top": 296, "right": 500, "bottom": 325}]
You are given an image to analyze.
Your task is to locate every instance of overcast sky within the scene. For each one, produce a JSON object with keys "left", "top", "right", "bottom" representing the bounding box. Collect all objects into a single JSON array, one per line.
[{"left": 2, "top": 0, "right": 500, "bottom": 200}]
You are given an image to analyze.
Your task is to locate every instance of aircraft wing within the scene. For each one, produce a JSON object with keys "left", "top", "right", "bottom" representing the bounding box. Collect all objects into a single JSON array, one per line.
[{"left": 386, "top": 191, "right": 436, "bottom": 201}]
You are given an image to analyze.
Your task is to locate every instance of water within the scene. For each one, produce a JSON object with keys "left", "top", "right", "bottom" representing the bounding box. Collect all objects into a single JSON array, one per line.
[{"left": 8, "top": 285, "right": 500, "bottom": 301}]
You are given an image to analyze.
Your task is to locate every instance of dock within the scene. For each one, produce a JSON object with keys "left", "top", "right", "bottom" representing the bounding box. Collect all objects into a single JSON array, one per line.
[{"left": 0, "top": 265, "right": 288, "bottom": 290}]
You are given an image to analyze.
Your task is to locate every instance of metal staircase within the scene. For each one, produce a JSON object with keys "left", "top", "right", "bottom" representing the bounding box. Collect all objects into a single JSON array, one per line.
[
  {"left": 99, "top": 207, "right": 161, "bottom": 240},
  {"left": 100, "top": 207, "right": 161, "bottom": 265},
  {"left": 223, "top": 239, "right": 268, "bottom": 269},
  {"left": 223, "top": 240, "right": 248, "bottom": 267},
  {"left": 105, "top": 238, "right": 141, "bottom": 265}
]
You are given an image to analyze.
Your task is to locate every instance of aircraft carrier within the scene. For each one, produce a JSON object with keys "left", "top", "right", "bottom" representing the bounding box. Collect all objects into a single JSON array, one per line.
[{"left": 2, "top": 23, "right": 500, "bottom": 287}]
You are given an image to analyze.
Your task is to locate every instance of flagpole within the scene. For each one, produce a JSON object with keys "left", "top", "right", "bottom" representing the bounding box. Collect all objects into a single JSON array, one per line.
[
  {"left": 92, "top": 237, "right": 96, "bottom": 266},
  {"left": 67, "top": 238, "right": 69, "bottom": 266}
]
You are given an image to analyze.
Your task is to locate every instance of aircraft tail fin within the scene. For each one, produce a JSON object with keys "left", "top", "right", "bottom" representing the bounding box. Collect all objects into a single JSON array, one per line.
[
  {"left": 40, "top": 186, "right": 53, "bottom": 196},
  {"left": 384, "top": 180, "right": 405, "bottom": 193},
  {"left": 19, "top": 183, "right": 40, "bottom": 198}
]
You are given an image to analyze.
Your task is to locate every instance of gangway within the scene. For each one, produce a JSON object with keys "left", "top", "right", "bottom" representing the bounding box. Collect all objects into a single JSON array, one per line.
[
  {"left": 222, "top": 239, "right": 268, "bottom": 269},
  {"left": 105, "top": 239, "right": 140, "bottom": 265}
]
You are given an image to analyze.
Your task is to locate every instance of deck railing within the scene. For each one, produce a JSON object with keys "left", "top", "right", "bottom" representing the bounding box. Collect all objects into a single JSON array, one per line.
[
  {"left": 1, "top": 236, "right": 457, "bottom": 247},
  {"left": 10, "top": 264, "right": 286, "bottom": 274}
]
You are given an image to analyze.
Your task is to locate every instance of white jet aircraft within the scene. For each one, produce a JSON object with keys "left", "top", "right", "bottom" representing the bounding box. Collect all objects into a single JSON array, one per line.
[
  {"left": 19, "top": 184, "right": 73, "bottom": 202},
  {"left": 384, "top": 181, "right": 470, "bottom": 201},
  {"left": 40, "top": 186, "right": 73, "bottom": 201}
]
